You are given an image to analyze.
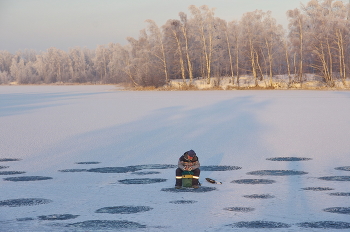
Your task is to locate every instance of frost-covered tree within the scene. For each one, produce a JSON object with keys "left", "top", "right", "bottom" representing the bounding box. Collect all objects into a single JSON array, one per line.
[
  {"left": 0, "top": 51, "right": 14, "bottom": 74},
  {"left": 163, "top": 19, "right": 186, "bottom": 82},
  {"left": 287, "top": 8, "right": 306, "bottom": 83},
  {"left": 179, "top": 12, "right": 194, "bottom": 81},
  {"left": 145, "top": 19, "right": 169, "bottom": 84},
  {"left": 189, "top": 5, "right": 216, "bottom": 84},
  {"left": 10, "top": 58, "right": 29, "bottom": 83},
  {"left": 240, "top": 10, "right": 267, "bottom": 86},
  {"left": 69, "top": 47, "right": 88, "bottom": 82},
  {"left": 94, "top": 45, "right": 111, "bottom": 83},
  {"left": 0, "top": 71, "right": 11, "bottom": 84}
]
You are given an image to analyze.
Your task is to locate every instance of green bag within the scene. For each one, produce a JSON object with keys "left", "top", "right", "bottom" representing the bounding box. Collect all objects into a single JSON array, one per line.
[{"left": 182, "top": 171, "right": 194, "bottom": 187}]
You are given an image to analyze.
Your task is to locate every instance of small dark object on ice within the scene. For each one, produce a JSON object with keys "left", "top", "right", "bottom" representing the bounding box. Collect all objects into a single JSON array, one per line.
[{"left": 206, "top": 178, "right": 222, "bottom": 184}]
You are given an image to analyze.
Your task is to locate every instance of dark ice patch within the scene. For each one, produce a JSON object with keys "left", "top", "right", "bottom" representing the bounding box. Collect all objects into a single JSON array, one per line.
[
  {"left": 75, "top": 162, "right": 100, "bottom": 164},
  {"left": 329, "top": 192, "right": 350, "bottom": 196},
  {"left": 0, "top": 171, "right": 26, "bottom": 175},
  {"left": 161, "top": 186, "right": 216, "bottom": 193},
  {"left": 319, "top": 176, "right": 350, "bottom": 181},
  {"left": 298, "top": 221, "right": 350, "bottom": 229},
  {"left": 87, "top": 166, "right": 141, "bottom": 173},
  {"left": 3, "top": 176, "right": 52, "bottom": 181},
  {"left": 227, "top": 221, "right": 291, "bottom": 228},
  {"left": 231, "top": 179, "right": 276, "bottom": 184},
  {"left": 267, "top": 157, "right": 312, "bottom": 161},
  {"left": 118, "top": 178, "right": 167, "bottom": 184},
  {"left": 247, "top": 170, "right": 308, "bottom": 176},
  {"left": 66, "top": 220, "right": 146, "bottom": 229},
  {"left": 132, "top": 171, "right": 161, "bottom": 175},
  {"left": 95, "top": 206, "right": 153, "bottom": 214},
  {"left": 38, "top": 214, "right": 79, "bottom": 220},
  {"left": 302, "top": 187, "right": 334, "bottom": 191},
  {"left": 0, "top": 166, "right": 9, "bottom": 169},
  {"left": 16, "top": 217, "right": 35, "bottom": 221},
  {"left": 0, "top": 198, "right": 52, "bottom": 207},
  {"left": 335, "top": 166, "right": 350, "bottom": 171},
  {"left": 324, "top": 207, "right": 350, "bottom": 215},
  {"left": 243, "top": 194, "right": 275, "bottom": 199},
  {"left": 0, "top": 158, "right": 22, "bottom": 162},
  {"left": 224, "top": 207, "right": 255, "bottom": 212},
  {"left": 58, "top": 169, "right": 87, "bottom": 172},
  {"left": 200, "top": 165, "right": 242, "bottom": 171},
  {"left": 133, "top": 164, "right": 176, "bottom": 169},
  {"left": 169, "top": 200, "right": 197, "bottom": 204}
]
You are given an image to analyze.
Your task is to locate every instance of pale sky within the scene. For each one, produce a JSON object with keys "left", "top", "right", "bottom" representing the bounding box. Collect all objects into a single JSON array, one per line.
[{"left": 0, "top": 0, "right": 312, "bottom": 53}]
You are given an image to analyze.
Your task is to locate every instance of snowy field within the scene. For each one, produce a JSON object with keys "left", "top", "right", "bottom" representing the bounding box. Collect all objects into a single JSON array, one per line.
[{"left": 0, "top": 85, "right": 350, "bottom": 232}]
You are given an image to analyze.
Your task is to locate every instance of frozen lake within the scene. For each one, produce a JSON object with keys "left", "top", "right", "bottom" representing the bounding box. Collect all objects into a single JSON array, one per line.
[{"left": 0, "top": 85, "right": 350, "bottom": 231}]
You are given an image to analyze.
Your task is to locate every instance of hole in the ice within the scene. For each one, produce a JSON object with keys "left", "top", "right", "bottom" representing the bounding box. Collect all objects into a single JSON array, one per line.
[
  {"left": 132, "top": 164, "right": 177, "bottom": 169},
  {"left": 0, "top": 158, "right": 22, "bottom": 162},
  {"left": 75, "top": 162, "right": 100, "bottom": 165},
  {"left": 297, "top": 221, "right": 350, "bottom": 229},
  {"left": 266, "top": 157, "right": 312, "bottom": 161},
  {"left": 118, "top": 178, "right": 167, "bottom": 184},
  {"left": 329, "top": 192, "right": 350, "bottom": 196},
  {"left": 231, "top": 179, "right": 276, "bottom": 184},
  {"left": 66, "top": 220, "right": 146, "bottom": 229},
  {"left": 319, "top": 176, "right": 350, "bottom": 181},
  {"left": 58, "top": 169, "right": 87, "bottom": 172},
  {"left": 247, "top": 170, "right": 308, "bottom": 176},
  {"left": 95, "top": 206, "right": 153, "bottom": 214},
  {"left": 38, "top": 214, "right": 79, "bottom": 221},
  {"left": 131, "top": 171, "right": 161, "bottom": 175},
  {"left": 0, "top": 166, "right": 9, "bottom": 169},
  {"left": 335, "top": 166, "right": 350, "bottom": 171},
  {"left": 16, "top": 217, "right": 35, "bottom": 221},
  {"left": 87, "top": 166, "right": 141, "bottom": 173},
  {"left": 200, "top": 165, "right": 242, "bottom": 171},
  {"left": 302, "top": 187, "right": 334, "bottom": 191},
  {"left": 169, "top": 200, "right": 197, "bottom": 204},
  {"left": 227, "top": 221, "right": 291, "bottom": 228},
  {"left": 3, "top": 176, "right": 53, "bottom": 181},
  {"left": 161, "top": 187, "right": 216, "bottom": 193},
  {"left": 0, "top": 198, "right": 52, "bottom": 207},
  {"left": 0, "top": 171, "right": 26, "bottom": 175},
  {"left": 243, "top": 194, "right": 275, "bottom": 199},
  {"left": 224, "top": 207, "right": 255, "bottom": 212},
  {"left": 323, "top": 207, "right": 350, "bottom": 215}
]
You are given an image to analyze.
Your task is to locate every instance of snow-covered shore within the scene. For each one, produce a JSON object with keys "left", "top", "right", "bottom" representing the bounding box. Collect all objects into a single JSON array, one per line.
[
  {"left": 170, "top": 75, "right": 350, "bottom": 90},
  {"left": 1, "top": 85, "right": 350, "bottom": 231}
]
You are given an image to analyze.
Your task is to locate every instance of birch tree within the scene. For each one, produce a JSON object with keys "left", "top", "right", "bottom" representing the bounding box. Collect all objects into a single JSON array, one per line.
[
  {"left": 145, "top": 19, "right": 169, "bottom": 84},
  {"left": 94, "top": 45, "right": 110, "bottom": 83},
  {"left": 179, "top": 12, "right": 194, "bottom": 81},
  {"left": 189, "top": 5, "right": 216, "bottom": 84},
  {"left": 240, "top": 10, "right": 265, "bottom": 86},
  {"left": 262, "top": 11, "right": 284, "bottom": 86},
  {"left": 287, "top": 8, "right": 306, "bottom": 83},
  {"left": 69, "top": 47, "right": 87, "bottom": 82},
  {"left": 218, "top": 19, "right": 234, "bottom": 83},
  {"left": 163, "top": 19, "right": 186, "bottom": 82}
]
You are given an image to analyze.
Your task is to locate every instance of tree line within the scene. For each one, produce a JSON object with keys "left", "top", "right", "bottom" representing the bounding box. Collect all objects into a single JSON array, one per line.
[{"left": 0, "top": 0, "right": 349, "bottom": 87}]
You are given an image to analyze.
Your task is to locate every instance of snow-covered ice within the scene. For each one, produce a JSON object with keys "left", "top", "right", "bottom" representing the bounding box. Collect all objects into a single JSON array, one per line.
[{"left": 0, "top": 85, "right": 350, "bottom": 231}]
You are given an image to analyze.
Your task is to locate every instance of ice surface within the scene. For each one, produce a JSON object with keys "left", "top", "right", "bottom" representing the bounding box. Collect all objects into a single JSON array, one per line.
[{"left": 1, "top": 85, "right": 350, "bottom": 231}]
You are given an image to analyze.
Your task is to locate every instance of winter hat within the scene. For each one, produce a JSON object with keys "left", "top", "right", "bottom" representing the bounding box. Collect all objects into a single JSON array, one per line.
[{"left": 187, "top": 150, "right": 196, "bottom": 158}]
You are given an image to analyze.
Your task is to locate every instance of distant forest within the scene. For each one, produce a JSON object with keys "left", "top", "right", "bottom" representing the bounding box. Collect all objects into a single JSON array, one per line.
[{"left": 1, "top": 0, "right": 349, "bottom": 87}]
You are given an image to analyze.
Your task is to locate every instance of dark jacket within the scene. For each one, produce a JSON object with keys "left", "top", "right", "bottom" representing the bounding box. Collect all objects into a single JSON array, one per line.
[{"left": 178, "top": 154, "right": 200, "bottom": 171}]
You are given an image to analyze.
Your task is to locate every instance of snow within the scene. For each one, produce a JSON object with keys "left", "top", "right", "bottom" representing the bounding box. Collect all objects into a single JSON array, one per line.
[
  {"left": 170, "top": 76, "right": 350, "bottom": 90},
  {"left": 0, "top": 85, "right": 350, "bottom": 231}
]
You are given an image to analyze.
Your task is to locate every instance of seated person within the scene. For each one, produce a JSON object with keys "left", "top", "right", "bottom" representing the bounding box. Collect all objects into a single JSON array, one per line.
[{"left": 175, "top": 150, "right": 200, "bottom": 189}]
